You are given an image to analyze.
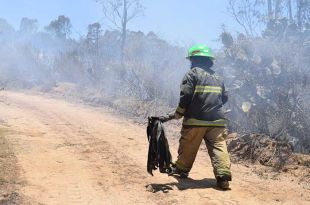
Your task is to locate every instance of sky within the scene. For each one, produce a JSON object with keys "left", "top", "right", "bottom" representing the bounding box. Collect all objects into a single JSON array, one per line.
[{"left": 0, "top": 0, "right": 242, "bottom": 48}]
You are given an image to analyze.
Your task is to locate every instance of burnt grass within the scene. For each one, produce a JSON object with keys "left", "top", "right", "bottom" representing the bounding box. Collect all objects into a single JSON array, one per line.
[
  {"left": 227, "top": 133, "right": 310, "bottom": 186},
  {"left": 0, "top": 128, "right": 23, "bottom": 205}
]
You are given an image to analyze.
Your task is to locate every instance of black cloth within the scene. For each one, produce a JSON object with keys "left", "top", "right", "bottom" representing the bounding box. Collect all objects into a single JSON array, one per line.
[{"left": 147, "top": 117, "right": 172, "bottom": 176}]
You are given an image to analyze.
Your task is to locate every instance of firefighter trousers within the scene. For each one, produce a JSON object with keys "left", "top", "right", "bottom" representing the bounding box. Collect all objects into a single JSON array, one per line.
[{"left": 175, "top": 126, "right": 232, "bottom": 180}]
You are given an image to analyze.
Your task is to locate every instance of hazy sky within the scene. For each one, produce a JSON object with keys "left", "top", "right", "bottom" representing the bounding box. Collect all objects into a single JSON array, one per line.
[{"left": 0, "top": 0, "right": 242, "bottom": 48}]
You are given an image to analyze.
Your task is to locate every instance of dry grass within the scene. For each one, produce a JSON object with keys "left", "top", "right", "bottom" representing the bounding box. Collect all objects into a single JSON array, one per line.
[
  {"left": 227, "top": 133, "right": 310, "bottom": 188},
  {"left": 0, "top": 128, "right": 23, "bottom": 205}
]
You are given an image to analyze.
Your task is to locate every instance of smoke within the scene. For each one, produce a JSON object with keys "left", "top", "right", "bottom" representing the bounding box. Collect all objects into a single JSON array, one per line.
[
  {"left": 217, "top": 24, "right": 310, "bottom": 153},
  {"left": 0, "top": 17, "right": 187, "bottom": 113},
  {"left": 0, "top": 13, "right": 308, "bottom": 153}
]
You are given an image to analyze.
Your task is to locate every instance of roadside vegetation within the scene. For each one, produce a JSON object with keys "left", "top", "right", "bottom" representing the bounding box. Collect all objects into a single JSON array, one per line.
[{"left": 0, "top": 128, "right": 23, "bottom": 205}]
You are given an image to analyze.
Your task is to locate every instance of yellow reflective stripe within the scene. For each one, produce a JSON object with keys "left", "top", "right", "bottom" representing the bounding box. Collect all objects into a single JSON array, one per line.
[
  {"left": 183, "top": 118, "right": 226, "bottom": 127},
  {"left": 176, "top": 106, "right": 186, "bottom": 114},
  {"left": 195, "top": 86, "right": 222, "bottom": 93},
  {"left": 194, "top": 85, "right": 222, "bottom": 93}
]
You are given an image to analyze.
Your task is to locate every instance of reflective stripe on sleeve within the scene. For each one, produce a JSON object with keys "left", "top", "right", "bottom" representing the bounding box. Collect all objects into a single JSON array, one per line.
[{"left": 194, "top": 85, "right": 222, "bottom": 93}]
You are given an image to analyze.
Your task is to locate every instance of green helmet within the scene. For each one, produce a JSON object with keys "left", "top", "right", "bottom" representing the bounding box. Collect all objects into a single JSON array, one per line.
[{"left": 187, "top": 44, "right": 215, "bottom": 60}]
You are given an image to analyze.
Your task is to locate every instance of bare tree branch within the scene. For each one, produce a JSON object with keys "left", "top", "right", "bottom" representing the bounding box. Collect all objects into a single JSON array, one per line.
[
  {"left": 227, "top": 0, "right": 264, "bottom": 37},
  {"left": 228, "top": 0, "right": 251, "bottom": 36},
  {"left": 96, "top": 0, "right": 145, "bottom": 67}
]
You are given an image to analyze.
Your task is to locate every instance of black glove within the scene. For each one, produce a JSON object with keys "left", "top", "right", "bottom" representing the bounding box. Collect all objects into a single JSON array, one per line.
[
  {"left": 158, "top": 113, "right": 175, "bottom": 123},
  {"left": 149, "top": 113, "right": 175, "bottom": 123},
  {"left": 157, "top": 115, "right": 169, "bottom": 123}
]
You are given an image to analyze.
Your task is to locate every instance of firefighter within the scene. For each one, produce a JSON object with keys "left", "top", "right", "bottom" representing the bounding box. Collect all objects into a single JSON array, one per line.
[{"left": 160, "top": 44, "right": 232, "bottom": 190}]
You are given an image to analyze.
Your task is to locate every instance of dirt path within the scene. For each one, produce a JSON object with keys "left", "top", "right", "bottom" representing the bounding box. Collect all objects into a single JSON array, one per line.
[{"left": 0, "top": 91, "right": 308, "bottom": 205}]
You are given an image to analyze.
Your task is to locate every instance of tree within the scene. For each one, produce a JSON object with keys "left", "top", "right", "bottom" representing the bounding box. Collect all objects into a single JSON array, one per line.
[
  {"left": 228, "top": 0, "right": 264, "bottom": 36},
  {"left": 86, "top": 23, "right": 103, "bottom": 79},
  {"left": 296, "top": 0, "right": 310, "bottom": 29},
  {"left": 86, "top": 22, "right": 102, "bottom": 48},
  {"left": 287, "top": 0, "right": 293, "bottom": 22},
  {"left": 222, "top": 0, "right": 310, "bottom": 153},
  {"left": 96, "top": 0, "right": 144, "bottom": 65},
  {"left": 20, "top": 17, "right": 38, "bottom": 34},
  {"left": 268, "top": 0, "right": 273, "bottom": 20},
  {"left": 45, "top": 15, "right": 72, "bottom": 39},
  {"left": 274, "top": 0, "right": 282, "bottom": 19},
  {"left": 0, "top": 18, "right": 15, "bottom": 35},
  {"left": 228, "top": 0, "right": 310, "bottom": 37}
]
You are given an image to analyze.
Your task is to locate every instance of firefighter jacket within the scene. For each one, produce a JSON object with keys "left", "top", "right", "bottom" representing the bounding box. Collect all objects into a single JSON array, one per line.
[{"left": 175, "top": 63, "right": 228, "bottom": 127}]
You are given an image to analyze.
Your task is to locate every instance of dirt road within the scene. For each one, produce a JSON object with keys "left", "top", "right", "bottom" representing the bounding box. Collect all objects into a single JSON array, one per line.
[{"left": 0, "top": 91, "right": 308, "bottom": 205}]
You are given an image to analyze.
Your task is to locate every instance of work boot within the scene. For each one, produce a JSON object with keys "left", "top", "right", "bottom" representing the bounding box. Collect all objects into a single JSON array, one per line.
[
  {"left": 216, "top": 177, "right": 230, "bottom": 190},
  {"left": 167, "top": 164, "right": 189, "bottom": 178}
]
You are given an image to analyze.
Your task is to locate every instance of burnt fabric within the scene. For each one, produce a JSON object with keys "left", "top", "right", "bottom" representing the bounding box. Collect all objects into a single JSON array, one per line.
[{"left": 147, "top": 117, "right": 172, "bottom": 176}]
